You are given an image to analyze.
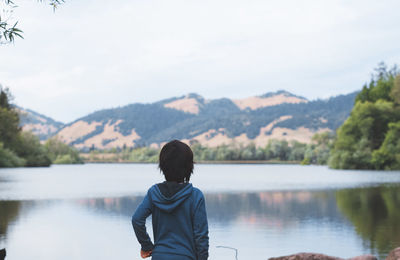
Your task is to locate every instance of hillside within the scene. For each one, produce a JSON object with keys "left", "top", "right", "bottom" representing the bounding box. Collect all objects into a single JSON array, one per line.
[
  {"left": 49, "top": 90, "right": 358, "bottom": 150},
  {"left": 17, "top": 107, "right": 64, "bottom": 140}
]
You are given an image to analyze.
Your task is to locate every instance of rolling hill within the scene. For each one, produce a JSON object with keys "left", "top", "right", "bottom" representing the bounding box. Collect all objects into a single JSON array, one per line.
[
  {"left": 36, "top": 90, "right": 358, "bottom": 150},
  {"left": 17, "top": 107, "right": 64, "bottom": 140}
]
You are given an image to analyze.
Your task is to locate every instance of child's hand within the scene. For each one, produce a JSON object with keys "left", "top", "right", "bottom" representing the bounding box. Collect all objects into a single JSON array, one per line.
[{"left": 140, "top": 249, "right": 152, "bottom": 258}]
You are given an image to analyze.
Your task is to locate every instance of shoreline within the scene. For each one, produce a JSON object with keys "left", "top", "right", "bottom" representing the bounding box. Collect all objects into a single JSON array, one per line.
[{"left": 81, "top": 159, "right": 302, "bottom": 165}]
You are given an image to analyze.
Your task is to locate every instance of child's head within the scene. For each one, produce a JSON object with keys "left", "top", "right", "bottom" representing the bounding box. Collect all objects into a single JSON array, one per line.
[{"left": 159, "top": 140, "right": 194, "bottom": 183}]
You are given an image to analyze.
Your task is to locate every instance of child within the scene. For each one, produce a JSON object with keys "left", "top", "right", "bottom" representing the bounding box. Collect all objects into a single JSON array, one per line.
[{"left": 132, "top": 140, "right": 209, "bottom": 260}]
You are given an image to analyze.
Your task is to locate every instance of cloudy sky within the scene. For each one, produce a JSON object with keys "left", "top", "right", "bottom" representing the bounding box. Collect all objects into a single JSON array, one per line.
[{"left": 0, "top": 0, "right": 399, "bottom": 123}]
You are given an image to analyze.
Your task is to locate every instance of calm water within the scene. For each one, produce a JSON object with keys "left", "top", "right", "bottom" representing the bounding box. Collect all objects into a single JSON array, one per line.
[{"left": 0, "top": 164, "right": 400, "bottom": 260}]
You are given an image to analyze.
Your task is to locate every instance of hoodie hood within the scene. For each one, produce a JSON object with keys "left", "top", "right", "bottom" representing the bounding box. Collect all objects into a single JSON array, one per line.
[{"left": 150, "top": 182, "right": 193, "bottom": 213}]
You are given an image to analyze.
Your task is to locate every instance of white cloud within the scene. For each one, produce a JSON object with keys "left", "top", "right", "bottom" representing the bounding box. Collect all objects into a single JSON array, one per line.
[{"left": 0, "top": 0, "right": 399, "bottom": 122}]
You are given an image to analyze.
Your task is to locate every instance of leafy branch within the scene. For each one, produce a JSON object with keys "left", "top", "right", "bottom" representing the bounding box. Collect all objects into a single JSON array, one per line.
[{"left": 0, "top": 0, "right": 64, "bottom": 44}]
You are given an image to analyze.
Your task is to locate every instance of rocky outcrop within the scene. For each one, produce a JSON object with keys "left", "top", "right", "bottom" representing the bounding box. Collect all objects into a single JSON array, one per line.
[
  {"left": 269, "top": 253, "right": 342, "bottom": 260},
  {"left": 386, "top": 248, "right": 400, "bottom": 260},
  {"left": 268, "top": 253, "right": 377, "bottom": 260},
  {"left": 348, "top": 255, "right": 377, "bottom": 260}
]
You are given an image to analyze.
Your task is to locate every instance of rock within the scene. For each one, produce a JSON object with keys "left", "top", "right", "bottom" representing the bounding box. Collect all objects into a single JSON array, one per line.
[
  {"left": 268, "top": 253, "right": 379, "bottom": 260},
  {"left": 386, "top": 248, "right": 400, "bottom": 260},
  {"left": 0, "top": 248, "right": 6, "bottom": 260},
  {"left": 269, "top": 252, "right": 343, "bottom": 260},
  {"left": 348, "top": 255, "right": 377, "bottom": 260}
]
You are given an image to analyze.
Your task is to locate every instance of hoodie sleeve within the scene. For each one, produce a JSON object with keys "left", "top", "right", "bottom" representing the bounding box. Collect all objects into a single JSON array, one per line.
[
  {"left": 193, "top": 191, "right": 209, "bottom": 260},
  {"left": 132, "top": 191, "right": 154, "bottom": 251}
]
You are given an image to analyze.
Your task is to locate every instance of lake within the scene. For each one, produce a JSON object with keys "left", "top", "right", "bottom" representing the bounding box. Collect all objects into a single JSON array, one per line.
[{"left": 1, "top": 164, "right": 400, "bottom": 260}]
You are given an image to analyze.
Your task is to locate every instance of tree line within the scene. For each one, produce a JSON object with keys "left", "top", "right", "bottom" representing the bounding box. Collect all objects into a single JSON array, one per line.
[
  {"left": 191, "top": 133, "right": 333, "bottom": 164},
  {"left": 85, "top": 132, "right": 334, "bottom": 165},
  {"left": 0, "top": 85, "right": 82, "bottom": 167}
]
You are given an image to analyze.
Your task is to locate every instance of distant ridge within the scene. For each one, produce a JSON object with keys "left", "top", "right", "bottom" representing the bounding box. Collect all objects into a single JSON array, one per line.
[
  {"left": 19, "top": 90, "right": 358, "bottom": 149},
  {"left": 233, "top": 90, "right": 308, "bottom": 111},
  {"left": 259, "top": 90, "right": 307, "bottom": 100},
  {"left": 17, "top": 106, "right": 64, "bottom": 140}
]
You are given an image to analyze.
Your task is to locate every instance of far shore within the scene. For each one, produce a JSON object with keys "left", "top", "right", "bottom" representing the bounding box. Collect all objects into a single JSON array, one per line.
[
  {"left": 80, "top": 159, "right": 302, "bottom": 165},
  {"left": 79, "top": 152, "right": 304, "bottom": 165}
]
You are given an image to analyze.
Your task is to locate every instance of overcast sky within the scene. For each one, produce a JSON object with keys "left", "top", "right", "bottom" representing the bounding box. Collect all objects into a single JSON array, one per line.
[{"left": 0, "top": 0, "right": 399, "bottom": 123}]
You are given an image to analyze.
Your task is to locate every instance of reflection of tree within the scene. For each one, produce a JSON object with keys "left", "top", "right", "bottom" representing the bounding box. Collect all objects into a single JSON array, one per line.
[
  {"left": 336, "top": 186, "right": 400, "bottom": 257},
  {"left": 204, "top": 191, "right": 343, "bottom": 228},
  {"left": 0, "top": 201, "right": 21, "bottom": 241},
  {"left": 76, "top": 197, "right": 145, "bottom": 217},
  {"left": 78, "top": 191, "right": 342, "bottom": 229}
]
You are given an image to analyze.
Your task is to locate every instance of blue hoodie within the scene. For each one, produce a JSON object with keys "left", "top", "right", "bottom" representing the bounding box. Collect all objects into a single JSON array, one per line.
[{"left": 132, "top": 182, "right": 209, "bottom": 260}]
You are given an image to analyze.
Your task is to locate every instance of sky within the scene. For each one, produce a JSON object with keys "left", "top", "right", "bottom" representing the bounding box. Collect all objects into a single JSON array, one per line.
[{"left": 0, "top": 0, "right": 399, "bottom": 123}]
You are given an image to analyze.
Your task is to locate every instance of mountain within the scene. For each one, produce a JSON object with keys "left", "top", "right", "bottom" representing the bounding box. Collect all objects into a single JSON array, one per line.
[
  {"left": 17, "top": 107, "right": 64, "bottom": 140},
  {"left": 48, "top": 90, "right": 358, "bottom": 150}
]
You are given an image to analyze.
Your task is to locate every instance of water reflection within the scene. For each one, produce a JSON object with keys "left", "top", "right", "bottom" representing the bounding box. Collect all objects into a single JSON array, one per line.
[
  {"left": 77, "top": 191, "right": 344, "bottom": 225},
  {"left": 1, "top": 187, "right": 400, "bottom": 259},
  {"left": 0, "top": 200, "right": 44, "bottom": 245},
  {"left": 336, "top": 185, "right": 400, "bottom": 257},
  {"left": 75, "top": 197, "right": 144, "bottom": 217},
  {"left": 0, "top": 201, "right": 21, "bottom": 242},
  {"left": 205, "top": 191, "right": 344, "bottom": 225},
  {"left": 76, "top": 187, "right": 400, "bottom": 258}
]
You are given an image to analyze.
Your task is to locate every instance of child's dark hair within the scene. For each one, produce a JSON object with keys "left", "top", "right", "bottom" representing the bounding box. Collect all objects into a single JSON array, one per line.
[{"left": 158, "top": 140, "right": 194, "bottom": 183}]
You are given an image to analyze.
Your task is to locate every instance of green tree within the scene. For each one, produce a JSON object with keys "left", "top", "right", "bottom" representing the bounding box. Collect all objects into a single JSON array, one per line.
[
  {"left": 14, "top": 131, "right": 51, "bottom": 167},
  {"left": 355, "top": 63, "right": 398, "bottom": 103},
  {"left": 330, "top": 64, "right": 400, "bottom": 169},
  {"left": 371, "top": 121, "right": 400, "bottom": 170},
  {"left": 0, "top": 86, "right": 20, "bottom": 150},
  {"left": 44, "top": 137, "right": 83, "bottom": 164},
  {"left": 302, "top": 132, "right": 334, "bottom": 165},
  {"left": 391, "top": 74, "right": 400, "bottom": 104},
  {"left": 329, "top": 101, "right": 398, "bottom": 169},
  {"left": 0, "top": 87, "right": 52, "bottom": 167},
  {"left": 288, "top": 141, "right": 306, "bottom": 161},
  {"left": 0, "top": 86, "right": 25, "bottom": 167},
  {"left": 241, "top": 143, "right": 258, "bottom": 160},
  {"left": 264, "top": 139, "right": 290, "bottom": 160},
  {"left": 312, "top": 132, "right": 335, "bottom": 165},
  {"left": 0, "top": 86, "right": 12, "bottom": 109},
  {"left": 0, "top": 142, "right": 25, "bottom": 167},
  {"left": 215, "top": 145, "right": 229, "bottom": 161},
  {"left": 129, "top": 147, "right": 158, "bottom": 163}
]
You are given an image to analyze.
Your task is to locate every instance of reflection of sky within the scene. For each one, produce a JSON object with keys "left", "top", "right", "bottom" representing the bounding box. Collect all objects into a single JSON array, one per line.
[
  {"left": 5, "top": 203, "right": 140, "bottom": 260},
  {"left": 210, "top": 221, "right": 367, "bottom": 259}
]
